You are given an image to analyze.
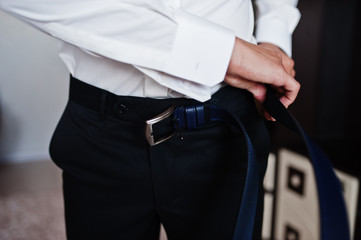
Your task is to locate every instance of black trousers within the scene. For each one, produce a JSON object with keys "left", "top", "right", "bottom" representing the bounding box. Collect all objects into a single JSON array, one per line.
[{"left": 49, "top": 77, "right": 270, "bottom": 240}]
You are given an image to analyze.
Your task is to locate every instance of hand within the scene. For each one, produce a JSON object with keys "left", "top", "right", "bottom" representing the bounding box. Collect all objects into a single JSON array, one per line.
[
  {"left": 224, "top": 38, "right": 300, "bottom": 118},
  {"left": 258, "top": 42, "right": 298, "bottom": 120},
  {"left": 258, "top": 42, "right": 296, "bottom": 78}
]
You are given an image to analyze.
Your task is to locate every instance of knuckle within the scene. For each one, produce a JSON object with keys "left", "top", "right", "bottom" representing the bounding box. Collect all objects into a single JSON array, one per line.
[
  {"left": 285, "top": 58, "right": 294, "bottom": 67},
  {"left": 274, "top": 69, "right": 287, "bottom": 85},
  {"left": 290, "top": 59, "right": 295, "bottom": 68},
  {"left": 284, "top": 59, "right": 295, "bottom": 72},
  {"left": 274, "top": 51, "right": 282, "bottom": 59}
]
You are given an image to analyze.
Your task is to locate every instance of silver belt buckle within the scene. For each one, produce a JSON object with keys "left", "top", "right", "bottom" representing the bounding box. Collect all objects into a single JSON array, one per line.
[{"left": 145, "top": 105, "right": 176, "bottom": 146}]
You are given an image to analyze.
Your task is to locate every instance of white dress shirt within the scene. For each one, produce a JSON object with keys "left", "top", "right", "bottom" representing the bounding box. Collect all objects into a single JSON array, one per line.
[{"left": 0, "top": 0, "right": 300, "bottom": 102}]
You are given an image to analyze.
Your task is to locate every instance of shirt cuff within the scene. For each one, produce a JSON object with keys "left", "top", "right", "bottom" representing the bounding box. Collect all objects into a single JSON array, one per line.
[
  {"left": 255, "top": 8, "right": 301, "bottom": 57},
  {"left": 163, "top": 10, "right": 235, "bottom": 87},
  {"left": 255, "top": 18, "right": 293, "bottom": 56}
]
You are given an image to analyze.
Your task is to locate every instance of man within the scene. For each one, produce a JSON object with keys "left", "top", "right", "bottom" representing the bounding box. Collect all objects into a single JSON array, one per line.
[{"left": 0, "top": 0, "right": 300, "bottom": 239}]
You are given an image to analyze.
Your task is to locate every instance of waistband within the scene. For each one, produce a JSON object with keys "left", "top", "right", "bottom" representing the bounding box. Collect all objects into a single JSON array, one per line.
[{"left": 68, "top": 75, "right": 255, "bottom": 122}]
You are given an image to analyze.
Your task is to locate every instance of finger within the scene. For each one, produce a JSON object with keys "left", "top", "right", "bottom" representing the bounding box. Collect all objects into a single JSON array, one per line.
[
  {"left": 264, "top": 111, "right": 276, "bottom": 121},
  {"left": 281, "top": 57, "right": 295, "bottom": 76},
  {"left": 260, "top": 100, "right": 276, "bottom": 121},
  {"left": 291, "top": 69, "right": 296, "bottom": 77},
  {"left": 266, "top": 63, "right": 300, "bottom": 105},
  {"left": 224, "top": 74, "right": 267, "bottom": 103},
  {"left": 278, "top": 77, "right": 301, "bottom": 108},
  {"left": 255, "top": 100, "right": 276, "bottom": 121},
  {"left": 286, "top": 67, "right": 294, "bottom": 77}
]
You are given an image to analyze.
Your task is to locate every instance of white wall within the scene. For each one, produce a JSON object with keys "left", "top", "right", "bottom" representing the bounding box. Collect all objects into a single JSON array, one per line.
[{"left": 0, "top": 10, "right": 69, "bottom": 163}]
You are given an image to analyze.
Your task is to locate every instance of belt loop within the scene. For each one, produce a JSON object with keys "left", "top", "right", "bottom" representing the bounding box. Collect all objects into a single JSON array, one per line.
[{"left": 99, "top": 91, "right": 108, "bottom": 120}]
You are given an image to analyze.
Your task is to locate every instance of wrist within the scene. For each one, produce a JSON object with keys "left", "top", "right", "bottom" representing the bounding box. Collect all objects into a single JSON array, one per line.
[
  {"left": 228, "top": 37, "right": 246, "bottom": 74},
  {"left": 258, "top": 42, "right": 286, "bottom": 55}
]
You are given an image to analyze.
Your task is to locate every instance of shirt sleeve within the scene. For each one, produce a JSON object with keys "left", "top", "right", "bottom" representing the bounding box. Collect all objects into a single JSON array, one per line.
[
  {"left": 0, "top": 0, "right": 235, "bottom": 94},
  {"left": 254, "top": 0, "right": 301, "bottom": 56}
]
